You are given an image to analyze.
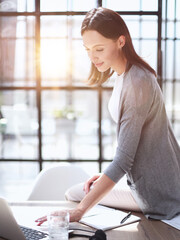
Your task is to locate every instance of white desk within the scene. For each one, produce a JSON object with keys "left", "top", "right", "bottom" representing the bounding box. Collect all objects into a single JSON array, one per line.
[{"left": 9, "top": 201, "right": 180, "bottom": 240}]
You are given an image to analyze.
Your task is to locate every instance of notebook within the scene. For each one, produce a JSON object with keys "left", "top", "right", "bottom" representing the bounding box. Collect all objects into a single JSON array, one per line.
[
  {"left": 162, "top": 214, "right": 180, "bottom": 230},
  {"left": 80, "top": 204, "right": 141, "bottom": 230}
]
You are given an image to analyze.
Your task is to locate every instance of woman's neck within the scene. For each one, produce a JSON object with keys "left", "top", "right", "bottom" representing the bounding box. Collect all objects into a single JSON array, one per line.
[{"left": 112, "top": 56, "right": 127, "bottom": 75}]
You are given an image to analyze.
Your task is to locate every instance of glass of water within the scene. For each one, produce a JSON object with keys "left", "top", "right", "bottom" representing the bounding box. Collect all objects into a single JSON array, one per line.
[{"left": 47, "top": 210, "right": 69, "bottom": 240}]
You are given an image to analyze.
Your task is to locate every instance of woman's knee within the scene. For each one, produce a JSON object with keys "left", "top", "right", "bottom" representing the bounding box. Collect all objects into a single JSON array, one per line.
[{"left": 65, "top": 182, "right": 85, "bottom": 202}]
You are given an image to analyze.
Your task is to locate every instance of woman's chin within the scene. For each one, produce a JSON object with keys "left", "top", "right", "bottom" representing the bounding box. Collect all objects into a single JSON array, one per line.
[{"left": 96, "top": 66, "right": 109, "bottom": 73}]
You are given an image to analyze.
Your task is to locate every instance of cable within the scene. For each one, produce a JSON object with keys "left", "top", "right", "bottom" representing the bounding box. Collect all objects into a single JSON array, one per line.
[
  {"left": 69, "top": 232, "right": 91, "bottom": 238},
  {"left": 70, "top": 227, "right": 95, "bottom": 233},
  {"left": 69, "top": 229, "right": 107, "bottom": 240}
]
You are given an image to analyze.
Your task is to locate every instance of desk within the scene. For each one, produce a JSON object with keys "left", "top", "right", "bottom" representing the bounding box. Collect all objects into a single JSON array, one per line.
[{"left": 9, "top": 201, "right": 180, "bottom": 240}]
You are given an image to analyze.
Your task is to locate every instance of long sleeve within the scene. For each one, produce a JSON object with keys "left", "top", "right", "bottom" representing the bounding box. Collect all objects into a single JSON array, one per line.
[{"left": 104, "top": 67, "right": 155, "bottom": 183}]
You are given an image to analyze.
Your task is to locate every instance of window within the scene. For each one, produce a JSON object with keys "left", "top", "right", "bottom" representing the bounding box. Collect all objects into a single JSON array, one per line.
[
  {"left": 1, "top": 0, "right": 178, "bottom": 201},
  {"left": 162, "top": 0, "right": 180, "bottom": 142}
]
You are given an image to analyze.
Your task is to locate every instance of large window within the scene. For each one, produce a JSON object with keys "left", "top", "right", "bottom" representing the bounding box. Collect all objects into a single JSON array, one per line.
[
  {"left": 0, "top": 0, "right": 179, "bottom": 200},
  {"left": 162, "top": 0, "right": 180, "bottom": 141}
]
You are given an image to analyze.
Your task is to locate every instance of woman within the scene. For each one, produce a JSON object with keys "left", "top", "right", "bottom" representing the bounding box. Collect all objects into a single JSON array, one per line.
[{"left": 36, "top": 7, "right": 180, "bottom": 225}]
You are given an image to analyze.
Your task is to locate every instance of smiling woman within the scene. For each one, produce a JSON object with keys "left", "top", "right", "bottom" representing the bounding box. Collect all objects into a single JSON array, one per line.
[
  {"left": 36, "top": 7, "right": 180, "bottom": 226},
  {"left": 83, "top": 30, "right": 126, "bottom": 75},
  {"left": 81, "top": 7, "right": 156, "bottom": 85}
]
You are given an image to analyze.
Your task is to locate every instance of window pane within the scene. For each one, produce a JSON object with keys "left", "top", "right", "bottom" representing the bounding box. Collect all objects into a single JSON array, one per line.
[
  {"left": 73, "top": 162, "right": 99, "bottom": 176},
  {"left": 141, "top": 16, "right": 158, "bottom": 39},
  {"left": 123, "top": 16, "right": 140, "bottom": 39},
  {"left": 103, "top": 0, "right": 158, "bottom": 11},
  {"left": 70, "top": 0, "right": 97, "bottom": 11},
  {"left": 43, "top": 162, "right": 98, "bottom": 176},
  {"left": 72, "top": 40, "right": 90, "bottom": 85},
  {"left": 41, "top": 16, "right": 67, "bottom": 38},
  {"left": 132, "top": 39, "right": 140, "bottom": 58},
  {"left": 103, "top": 0, "right": 140, "bottom": 11},
  {"left": 140, "top": 40, "right": 157, "bottom": 71},
  {"left": 124, "top": 15, "right": 158, "bottom": 39},
  {"left": 40, "top": 16, "right": 68, "bottom": 85},
  {"left": 71, "top": 15, "right": 84, "bottom": 39},
  {"left": 176, "top": 22, "right": 180, "bottom": 38},
  {"left": 41, "top": 0, "right": 97, "bottom": 12},
  {"left": 42, "top": 90, "right": 99, "bottom": 160},
  {"left": 40, "top": 0, "right": 67, "bottom": 12},
  {"left": 0, "top": 162, "right": 38, "bottom": 201},
  {"left": 175, "top": 41, "right": 180, "bottom": 79},
  {"left": 167, "top": 21, "right": 175, "bottom": 39},
  {"left": 40, "top": 16, "right": 90, "bottom": 86},
  {"left": 164, "top": 40, "right": 174, "bottom": 79},
  {"left": 167, "top": 0, "right": 176, "bottom": 20},
  {"left": 0, "top": 16, "right": 36, "bottom": 86},
  {"left": 141, "top": 0, "right": 158, "bottom": 11},
  {"left": 177, "top": 1, "right": 180, "bottom": 20},
  {"left": 41, "top": 39, "right": 68, "bottom": 85},
  {"left": 0, "top": 91, "right": 38, "bottom": 159},
  {"left": 0, "top": 0, "right": 35, "bottom": 12}
]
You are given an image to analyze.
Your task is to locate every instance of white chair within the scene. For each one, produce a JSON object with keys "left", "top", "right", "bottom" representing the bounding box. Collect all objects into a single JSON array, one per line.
[{"left": 27, "top": 164, "right": 90, "bottom": 201}]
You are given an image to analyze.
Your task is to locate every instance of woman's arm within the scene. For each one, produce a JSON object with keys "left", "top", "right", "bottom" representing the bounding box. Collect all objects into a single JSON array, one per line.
[
  {"left": 69, "top": 173, "right": 116, "bottom": 222},
  {"left": 104, "top": 70, "right": 155, "bottom": 183},
  {"left": 35, "top": 173, "right": 115, "bottom": 225}
]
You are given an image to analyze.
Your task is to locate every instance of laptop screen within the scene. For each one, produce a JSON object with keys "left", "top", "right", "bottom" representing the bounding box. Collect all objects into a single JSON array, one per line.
[{"left": 0, "top": 198, "right": 26, "bottom": 240}]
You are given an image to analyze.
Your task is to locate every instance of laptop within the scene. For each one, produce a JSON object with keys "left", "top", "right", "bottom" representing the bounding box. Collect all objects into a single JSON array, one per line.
[{"left": 0, "top": 197, "right": 48, "bottom": 240}]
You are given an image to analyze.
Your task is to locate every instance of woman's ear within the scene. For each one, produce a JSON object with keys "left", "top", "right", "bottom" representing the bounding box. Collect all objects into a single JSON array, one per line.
[{"left": 118, "top": 35, "right": 126, "bottom": 49}]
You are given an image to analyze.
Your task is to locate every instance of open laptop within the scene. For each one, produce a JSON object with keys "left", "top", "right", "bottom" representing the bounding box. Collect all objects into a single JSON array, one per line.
[{"left": 0, "top": 198, "right": 48, "bottom": 240}]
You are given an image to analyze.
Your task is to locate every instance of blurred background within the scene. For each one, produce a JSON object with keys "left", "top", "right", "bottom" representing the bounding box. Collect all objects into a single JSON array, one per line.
[{"left": 0, "top": 0, "right": 179, "bottom": 201}]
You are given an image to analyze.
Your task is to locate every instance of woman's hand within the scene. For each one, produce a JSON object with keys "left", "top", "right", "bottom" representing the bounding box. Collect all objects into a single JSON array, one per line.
[
  {"left": 83, "top": 173, "right": 102, "bottom": 194},
  {"left": 35, "top": 208, "right": 84, "bottom": 226},
  {"left": 35, "top": 215, "right": 48, "bottom": 226},
  {"left": 68, "top": 208, "right": 84, "bottom": 222}
]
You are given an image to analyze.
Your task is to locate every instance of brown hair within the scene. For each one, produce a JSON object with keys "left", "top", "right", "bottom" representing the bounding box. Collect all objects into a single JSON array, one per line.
[{"left": 81, "top": 7, "right": 156, "bottom": 85}]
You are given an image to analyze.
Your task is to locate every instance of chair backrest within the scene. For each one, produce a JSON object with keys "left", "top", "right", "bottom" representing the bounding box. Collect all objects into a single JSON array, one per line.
[{"left": 27, "top": 164, "right": 90, "bottom": 201}]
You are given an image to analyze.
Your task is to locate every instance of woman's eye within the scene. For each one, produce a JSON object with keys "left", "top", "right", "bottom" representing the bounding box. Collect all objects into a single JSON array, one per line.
[{"left": 96, "top": 49, "right": 103, "bottom": 52}]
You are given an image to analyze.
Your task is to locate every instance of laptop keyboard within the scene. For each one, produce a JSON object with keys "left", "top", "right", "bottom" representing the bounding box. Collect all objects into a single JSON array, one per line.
[{"left": 20, "top": 226, "right": 48, "bottom": 240}]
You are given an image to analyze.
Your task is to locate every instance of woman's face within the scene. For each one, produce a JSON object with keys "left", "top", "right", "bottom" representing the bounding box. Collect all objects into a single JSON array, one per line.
[{"left": 82, "top": 30, "right": 125, "bottom": 74}]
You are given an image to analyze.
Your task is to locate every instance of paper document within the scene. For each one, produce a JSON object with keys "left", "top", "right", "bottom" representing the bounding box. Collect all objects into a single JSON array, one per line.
[
  {"left": 162, "top": 214, "right": 180, "bottom": 230},
  {"left": 80, "top": 205, "right": 140, "bottom": 230}
]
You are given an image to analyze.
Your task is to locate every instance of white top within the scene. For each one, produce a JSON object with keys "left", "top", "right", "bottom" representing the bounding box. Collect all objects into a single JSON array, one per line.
[{"left": 108, "top": 73, "right": 124, "bottom": 123}]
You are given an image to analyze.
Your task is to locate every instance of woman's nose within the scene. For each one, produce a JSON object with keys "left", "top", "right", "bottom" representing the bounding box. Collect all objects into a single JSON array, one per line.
[{"left": 88, "top": 51, "right": 98, "bottom": 62}]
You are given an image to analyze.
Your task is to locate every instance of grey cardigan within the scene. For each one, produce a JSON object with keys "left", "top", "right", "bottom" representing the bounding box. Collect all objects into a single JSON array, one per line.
[{"left": 104, "top": 65, "right": 180, "bottom": 220}]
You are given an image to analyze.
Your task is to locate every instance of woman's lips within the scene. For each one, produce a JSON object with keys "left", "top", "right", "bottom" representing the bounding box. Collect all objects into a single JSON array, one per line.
[{"left": 95, "top": 62, "right": 104, "bottom": 68}]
